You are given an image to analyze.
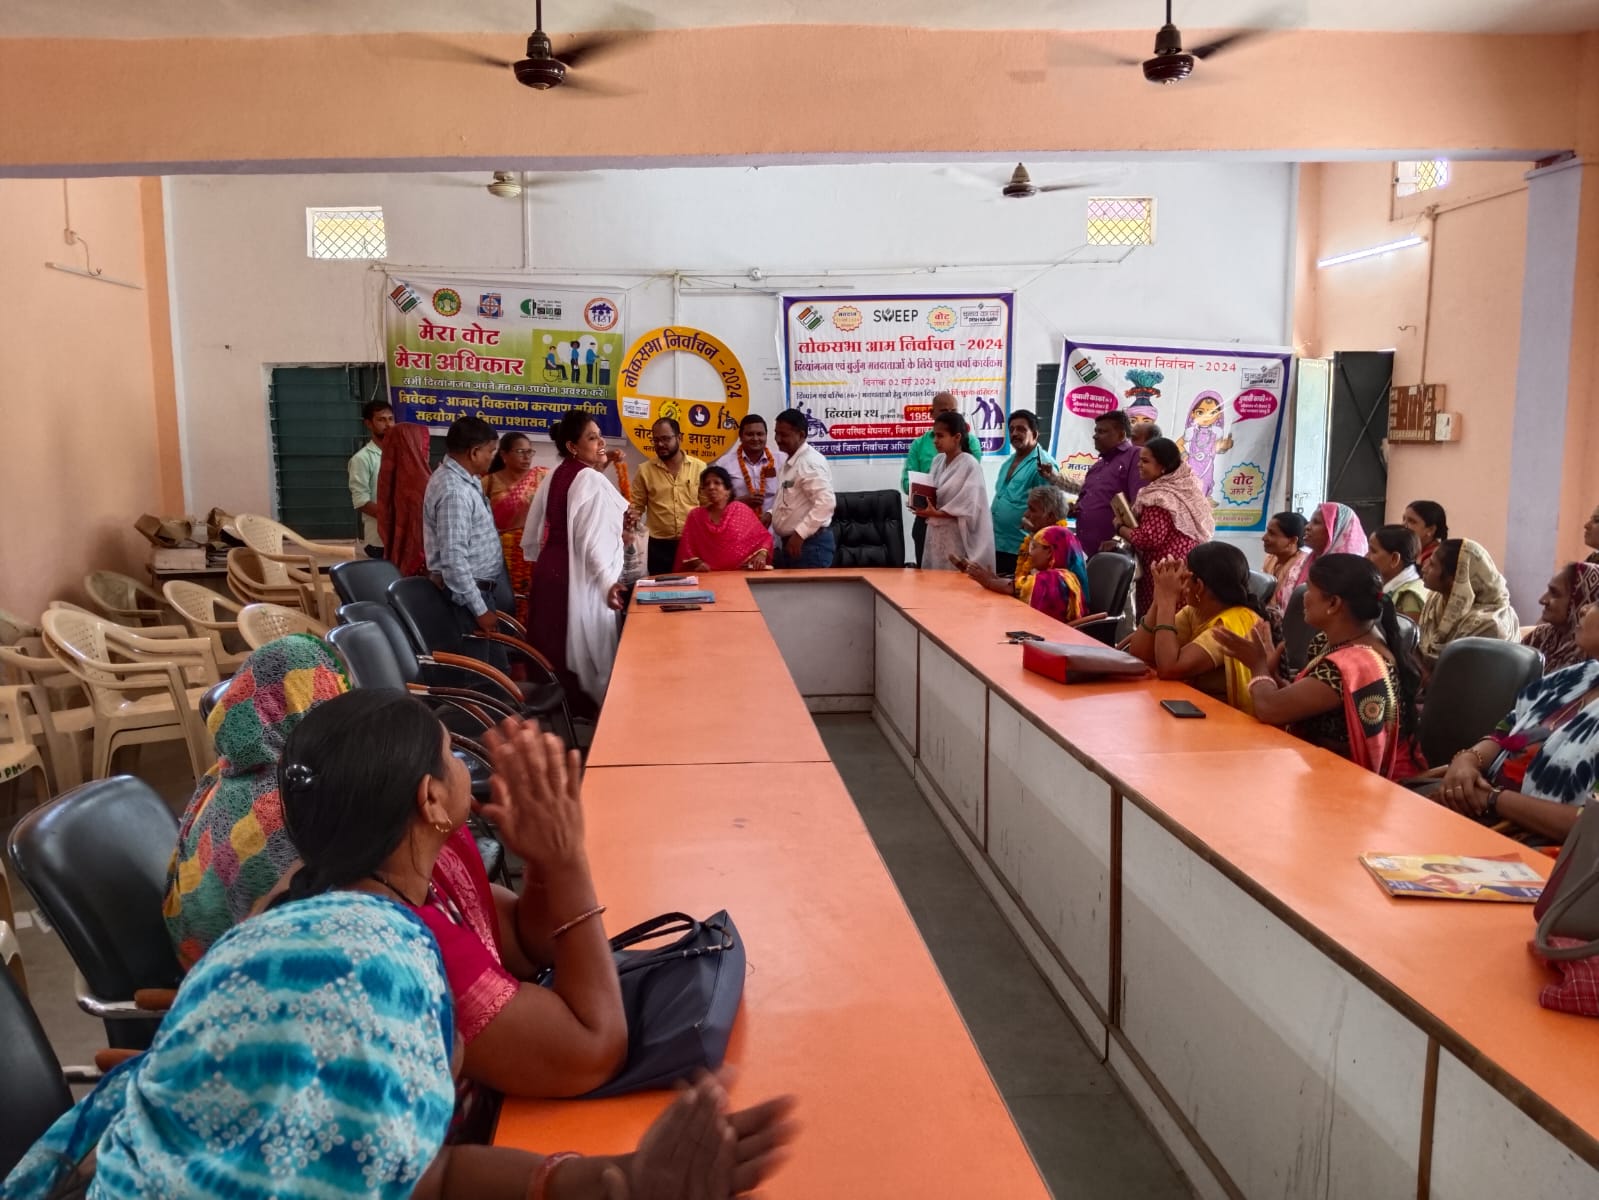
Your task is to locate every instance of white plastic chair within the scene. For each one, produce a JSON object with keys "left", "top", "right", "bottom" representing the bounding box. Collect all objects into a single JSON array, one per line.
[
  {"left": 83, "top": 571, "right": 170, "bottom": 627},
  {"left": 233, "top": 515, "right": 357, "bottom": 624},
  {"left": 41, "top": 609, "right": 218, "bottom": 781},
  {"left": 162, "top": 581, "right": 249, "bottom": 673},
  {"left": 0, "top": 684, "right": 53, "bottom": 801},
  {"left": 237, "top": 603, "right": 329, "bottom": 650}
]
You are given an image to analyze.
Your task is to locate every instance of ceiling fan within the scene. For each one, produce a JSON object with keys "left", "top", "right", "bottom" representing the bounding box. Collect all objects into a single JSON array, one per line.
[
  {"left": 1018, "top": 2, "right": 1285, "bottom": 87},
  {"left": 403, "top": 1, "right": 651, "bottom": 94},
  {"left": 942, "top": 163, "right": 1107, "bottom": 201},
  {"left": 419, "top": 171, "right": 590, "bottom": 200}
]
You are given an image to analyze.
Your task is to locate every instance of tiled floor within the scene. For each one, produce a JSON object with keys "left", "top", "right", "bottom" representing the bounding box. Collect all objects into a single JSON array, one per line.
[{"left": 814, "top": 714, "right": 1192, "bottom": 1199}]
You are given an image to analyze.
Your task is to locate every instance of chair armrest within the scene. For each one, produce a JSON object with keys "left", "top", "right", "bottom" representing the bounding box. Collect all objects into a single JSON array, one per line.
[
  {"left": 134, "top": 988, "right": 177, "bottom": 1011},
  {"left": 71, "top": 1061, "right": 113, "bottom": 1081},
  {"left": 411, "top": 683, "right": 520, "bottom": 722},
  {"left": 464, "top": 629, "right": 557, "bottom": 674},
  {"left": 73, "top": 970, "right": 164, "bottom": 1020},
  {"left": 1067, "top": 611, "right": 1110, "bottom": 627},
  {"left": 493, "top": 611, "right": 528, "bottom": 639},
  {"left": 1073, "top": 616, "right": 1122, "bottom": 646},
  {"left": 429, "top": 651, "right": 524, "bottom": 708}
]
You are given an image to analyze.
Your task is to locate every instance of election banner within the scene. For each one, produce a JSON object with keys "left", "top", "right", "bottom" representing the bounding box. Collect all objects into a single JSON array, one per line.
[
  {"left": 782, "top": 293, "right": 1013, "bottom": 458},
  {"left": 383, "top": 276, "right": 627, "bottom": 437},
  {"left": 1052, "top": 337, "right": 1292, "bottom": 531},
  {"left": 617, "top": 326, "right": 749, "bottom": 463}
]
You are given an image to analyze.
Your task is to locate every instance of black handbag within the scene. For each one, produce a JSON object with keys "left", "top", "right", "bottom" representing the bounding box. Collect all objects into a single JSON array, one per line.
[{"left": 541, "top": 910, "right": 745, "bottom": 1098}]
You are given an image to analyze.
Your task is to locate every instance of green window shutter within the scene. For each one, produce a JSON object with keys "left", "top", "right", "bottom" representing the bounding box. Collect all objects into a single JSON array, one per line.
[
  {"left": 1035, "top": 363, "right": 1059, "bottom": 451},
  {"left": 268, "top": 365, "right": 384, "bottom": 540}
]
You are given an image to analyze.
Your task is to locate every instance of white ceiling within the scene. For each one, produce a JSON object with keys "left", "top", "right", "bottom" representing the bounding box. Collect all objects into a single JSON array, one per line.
[{"left": 4, "top": 0, "right": 1597, "bottom": 38}]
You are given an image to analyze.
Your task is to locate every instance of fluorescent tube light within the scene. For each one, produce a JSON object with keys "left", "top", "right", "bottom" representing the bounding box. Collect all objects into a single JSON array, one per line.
[{"left": 1316, "top": 236, "right": 1425, "bottom": 269}]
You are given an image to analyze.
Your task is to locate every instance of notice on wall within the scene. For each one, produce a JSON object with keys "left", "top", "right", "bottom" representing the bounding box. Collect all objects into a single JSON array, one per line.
[
  {"left": 1052, "top": 337, "right": 1292, "bottom": 531},
  {"left": 782, "top": 293, "right": 1013, "bottom": 458},
  {"left": 383, "top": 276, "right": 627, "bottom": 436}
]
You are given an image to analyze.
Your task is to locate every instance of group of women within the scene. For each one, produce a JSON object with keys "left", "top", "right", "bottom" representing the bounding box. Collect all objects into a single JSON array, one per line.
[{"left": 11, "top": 635, "right": 795, "bottom": 1198}]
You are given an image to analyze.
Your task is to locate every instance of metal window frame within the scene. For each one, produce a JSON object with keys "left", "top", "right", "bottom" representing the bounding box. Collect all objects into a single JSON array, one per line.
[
  {"left": 1084, "top": 196, "right": 1157, "bottom": 246},
  {"left": 305, "top": 205, "right": 388, "bottom": 260}
]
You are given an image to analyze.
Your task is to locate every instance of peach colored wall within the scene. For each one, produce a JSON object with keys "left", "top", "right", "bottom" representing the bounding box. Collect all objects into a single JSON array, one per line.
[
  {"left": 1303, "top": 160, "right": 1529, "bottom": 564},
  {"left": 140, "top": 178, "right": 184, "bottom": 513},
  {"left": 0, "top": 29, "right": 1587, "bottom": 171},
  {"left": 0, "top": 178, "right": 166, "bottom": 619}
]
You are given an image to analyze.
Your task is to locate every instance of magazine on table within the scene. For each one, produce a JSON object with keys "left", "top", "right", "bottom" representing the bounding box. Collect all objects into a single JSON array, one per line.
[{"left": 1358, "top": 852, "right": 1545, "bottom": 902}]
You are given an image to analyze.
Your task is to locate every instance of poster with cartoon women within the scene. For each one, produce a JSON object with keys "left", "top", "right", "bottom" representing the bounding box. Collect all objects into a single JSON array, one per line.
[{"left": 1050, "top": 337, "right": 1292, "bottom": 532}]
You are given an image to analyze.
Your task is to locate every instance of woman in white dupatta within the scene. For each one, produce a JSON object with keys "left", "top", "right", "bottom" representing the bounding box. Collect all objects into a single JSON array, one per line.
[
  {"left": 523, "top": 410, "right": 630, "bottom": 708},
  {"left": 920, "top": 410, "right": 996, "bottom": 573}
]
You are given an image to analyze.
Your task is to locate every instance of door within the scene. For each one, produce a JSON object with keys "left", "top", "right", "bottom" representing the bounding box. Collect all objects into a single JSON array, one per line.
[
  {"left": 1325, "top": 350, "right": 1393, "bottom": 534},
  {"left": 1290, "top": 357, "right": 1331, "bottom": 515},
  {"left": 267, "top": 365, "right": 385, "bottom": 539}
]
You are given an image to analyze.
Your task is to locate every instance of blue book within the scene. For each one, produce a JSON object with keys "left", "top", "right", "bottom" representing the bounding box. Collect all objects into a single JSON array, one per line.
[{"left": 635, "top": 589, "right": 716, "bottom": 605}]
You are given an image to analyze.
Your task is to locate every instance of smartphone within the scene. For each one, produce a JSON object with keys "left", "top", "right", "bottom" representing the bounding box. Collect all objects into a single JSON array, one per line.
[
  {"left": 1005, "top": 631, "right": 1045, "bottom": 643},
  {"left": 660, "top": 604, "right": 702, "bottom": 613},
  {"left": 650, "top": 574, "right": 690, "bottom": 584},
  {"left": 1160, "top": 698, "right": 1206, "bottom": 719}
]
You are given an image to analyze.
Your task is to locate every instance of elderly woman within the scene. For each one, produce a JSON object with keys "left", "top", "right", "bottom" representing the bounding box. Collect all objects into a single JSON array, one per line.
[
  {"left": 1024, "top": 525, "right": 1091, "bottom": 624},
  {"left": 7, "top": 706, "right": 795, "bottom": 1198},
  {"left": 674, "top": 465, "right": 772, "bottom": 571},
  {"left": 1274, "top": 501, "right": 1368, "bottom": 611},
  {"left": 1118, "top": 436, "right": 1214, "bottom": 615},
  {"left": 1416, "top": 537, "right": 1520, "bottom": 674},
  {"left": 963, "top": 484, "right": 1071, "bottom": 600},
  {"left": 1523, "top": 561, "right": 1599, "bottom": 671},
  {"left": 1433, "top": 594, "right": 1599, "bottom": 843}
]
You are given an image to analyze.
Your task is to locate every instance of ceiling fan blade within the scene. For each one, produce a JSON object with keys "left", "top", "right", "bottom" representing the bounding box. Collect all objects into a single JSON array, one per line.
[
  {"left": 555, "top": 74, "right": 637, "bottom": 97},
  {"left": 1047, "top": 40, "right": 1144, "bottom": 69},
  {"left": 937, "top": 166, "right": 1006, "bottom": 192},
  {"left": 1035, "top": 182, "right": 1103, "bottom": 193},
  {"left": 1190, "top": 27, "right": 1275, "bottom": 59},
  {"left": 393, "top": 36, "right": 515, "bottom": 70},
  {"left": 558, "top": 7, "right": 654, "bottom": 68}
]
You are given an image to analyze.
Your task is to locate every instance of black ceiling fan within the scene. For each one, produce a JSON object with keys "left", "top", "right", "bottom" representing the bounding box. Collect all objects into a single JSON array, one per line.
[
  {"left": 1017, "top": 2, "right": 1285, "bottom": 87},
  {"left": 402, "top": 1, "right": 651, "bottom": 94}
]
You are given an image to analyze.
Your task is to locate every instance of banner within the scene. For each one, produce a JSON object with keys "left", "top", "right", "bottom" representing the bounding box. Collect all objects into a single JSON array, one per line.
[
  {"left": 782, "top": 293, "right": 1013, "bottom": 458},
  {"left": 617, "top": 326, "right": 749, "bottom": 462},
  {"left": 383, "top": 276, "right": 627, "bottom": 437},
  {"left": 1052, "top": 337, "right": 1292, "bottom": 531}
]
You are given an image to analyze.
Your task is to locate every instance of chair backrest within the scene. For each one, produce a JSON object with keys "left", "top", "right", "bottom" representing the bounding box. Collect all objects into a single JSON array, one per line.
[
  {"left": 1419, "top": 638, "right": 1546, "bottom": 769},
  {"left": 1085, "top": 552, "right": 1134, "bottom": 617},
  {"left": 84, "top": 571, "right": 164, "bottom": 621},
  {"left": 330, "top": 558, "right": 401, "bottom": 606},
  {"left": 40, "top": 607, "right": 117, "bottom": 689},
  {"left": 326, "top": 621, "right": 413, "bottom": 692},
  {"left": 197, "top": 675, "right": 233, "bottom": 723},
  {"left": 233, "top": 515, "right": 294, "bottom": 584},
  {"left": 161, "top": 580, "right": 235, "bottom": 627},
  {"left": 237, "top": 603, "right": 328, "bottom": 650},
  {"left": 1281, "top": 584, "right": 1313, "bottom": 674},
  {"left": 829, "top": 490, "right": 905, "bottom": 568},
  {"left": 388, "top": 577, "right": 466, "bottom": 656},
  {"left": 0, "top": 607, "right": 40, "bottom": 645},
  {"left": 1387, "top": 613, "right": 1420, "bottom": 664},
  {"left": 6, "top": 776, "right": 183, "bottom": 1002},
  {"left": 338, "top": 602, "right": 423, "bottom": 674},
  {"left": 0, "top": 967, "right": 72, "bottom": 1180},
  {"left": 1246, "top": 570, "right": 1278, "bottom": 611}
]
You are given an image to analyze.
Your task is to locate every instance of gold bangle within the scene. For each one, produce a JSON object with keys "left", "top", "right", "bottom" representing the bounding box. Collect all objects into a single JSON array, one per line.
[
  {"left": 1452, "top": 747, "right": 1486, "bottom": 771},
  {"left": 552, "top": 904, "right": 607, "bottom": 939}
]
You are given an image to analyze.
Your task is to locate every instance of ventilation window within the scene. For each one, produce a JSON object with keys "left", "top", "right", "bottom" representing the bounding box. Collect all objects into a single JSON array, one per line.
[
  {"left": 1394, "top": 160, "right": 1449, "bottom": 199},
  {"left": 306, "top": 206, "right": 388, "bottom": 260},
  {"left": 1085, "top": 197, "right": 1155, "bottom": 246}
]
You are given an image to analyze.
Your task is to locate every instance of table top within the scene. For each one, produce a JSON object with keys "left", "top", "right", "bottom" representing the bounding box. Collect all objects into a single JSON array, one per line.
[{"left": 495, "top": 764, "right": 1051, "bottom": 1198}]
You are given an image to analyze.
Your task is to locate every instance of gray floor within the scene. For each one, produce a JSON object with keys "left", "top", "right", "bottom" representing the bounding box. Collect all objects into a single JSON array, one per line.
[{"left": 814, "top": 714, "right": 1192, "bottom": 1200}]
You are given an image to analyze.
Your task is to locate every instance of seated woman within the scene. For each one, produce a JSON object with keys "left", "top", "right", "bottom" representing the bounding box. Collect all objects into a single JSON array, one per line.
[
  {"left": 483, "top": 431, "right": 549, "bottom": 629},
  {"left": 1117, "top": 437, "right": 1213, "bottom": 615},
  {"left": 1025, "top": 525, "right": 1091, "bottom": 624},
  {"left": 277, "top": 691, "right": 628, "bottom": 1140},
  {"left": 1215, "top": 553, "right": 1420, "bottom": 779},
  {"left": 163, "top": 634, "right": 351, "bottom": 970},
  {"left": 524, "top": 409, "right": 630, "bottom": 709},
  {"left": 1367, "top": 524, "right": 1428, "bottom": 620},
  {"left": 1417, "top": 537, "right": 1521, "bottom": 675},
  {"left": 918, "top": 410, "right": 995, "bottom": 572},
  {"left": 1260, "top": 511, "right": 1308, "bottom": 604},
  {"left": 9, "top": 716, "right": 794, "bottom": 1199},
  {"left": 674, "top": 465, "right": 772, "bottom": 571},
  {"left": 1273, "top": 501, "right": 1368, "bottom": 611},
  {"left": 1403, "top": 499, "right": 1448, "bottom": 570},
  {"left": 1432, "top": 594, "right": 1599, "bottom": 844},
  {"left": 963, "top": 485, "right": 1070, "bottom": 599},
  {"left": 1524, "top": 561, "right": 1599, "bottom": 671},
  {"left": 1127, "top": 542, "right": 1267, "bottom": 714}
]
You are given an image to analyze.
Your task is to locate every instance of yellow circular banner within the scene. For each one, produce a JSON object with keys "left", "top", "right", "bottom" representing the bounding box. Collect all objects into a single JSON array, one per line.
[{"left": 618, "top": 326, "right": 748, "bottom": 460}]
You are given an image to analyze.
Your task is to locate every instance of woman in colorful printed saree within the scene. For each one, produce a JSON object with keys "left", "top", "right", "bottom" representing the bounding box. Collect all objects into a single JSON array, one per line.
[
  {"left": 674, "top": 466, "right": 772, "bottom": 571},
  {"left": 1216, "top": 553, "right": 1421, "bottom": 779},
  {"left": 483, "top": 432, "right": 550, "bottom": 629},
  {"left": 1522, "top": 561, "right": 1599, "bottom": 673},
  {"left": 1416, "top": 537, "right": 1521, "bottom": 675},
  {"left": 162, "top": 634, "right": 351, "bottom": 971},
  {"left": 1433, "top": 595, "right": 1599, "bottom": 845},
  {"left": 1024, "top": 524, "right": 1091, "bottom": 624},
  {"left": 1127, "top": 542, "right": 1268, "bottom": 715}
]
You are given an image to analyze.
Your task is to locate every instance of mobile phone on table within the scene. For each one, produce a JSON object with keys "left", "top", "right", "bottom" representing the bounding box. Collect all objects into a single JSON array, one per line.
[
  {"left": 660, "top": 604, "right": 702, "bottom": 613},
  {"left": 651, "top": 574, "right": 690, "bottom": 583},
  {"left": 1160, "top": 698, "right": 1206, "bottom": 719},
  {"left": 1005, "top": 630, "right": 1045, "bottom": 643}
]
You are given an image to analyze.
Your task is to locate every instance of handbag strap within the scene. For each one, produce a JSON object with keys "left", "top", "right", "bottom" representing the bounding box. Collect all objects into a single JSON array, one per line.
[
  {"left": 1534, "top": 808, "right": 1599, "bottom": 961},
  {"left": 607, "top": 912, "right": 700, "bottom": 953}
]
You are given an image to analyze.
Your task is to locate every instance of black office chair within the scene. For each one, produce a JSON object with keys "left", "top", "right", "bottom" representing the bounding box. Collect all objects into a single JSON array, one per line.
[
  {"left": 829, "top": 490, "right": 905, "bottom": 568},
  {"left": 1387, "top": 614, "right": 1420, "bottom": 665},
  {"left": 6, "top": 777, "right": 182, "bottom": 1049},
  {"left": 1416, "top": 638, "right": 1544, "bottom": 769},
  {"left": 1073, "top": 553, "right": 1135, "bottom": 645},
  {"left": 1247, "top": 570, "right": 1278, "bottom": 611},
  {"left": 197, "top": 675, "right": 232, "bottom": 723},
  {"left": 0, "top": 969, "right": 76, "bottom": 1178},
  {"left": 387, "top": 577, "right": 577, "bottom": 747},
  {"left": 329, "top": 557, "right": 401, "bottom": 606},
  {"left": 1281, "top": 585, "right": 1313, "bottom": 675}
]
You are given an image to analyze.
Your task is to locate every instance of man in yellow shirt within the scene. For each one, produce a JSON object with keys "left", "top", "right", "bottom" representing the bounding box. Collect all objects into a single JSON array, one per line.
[{"left": 631, "top": 416, "right": 706, "bottom": 575}]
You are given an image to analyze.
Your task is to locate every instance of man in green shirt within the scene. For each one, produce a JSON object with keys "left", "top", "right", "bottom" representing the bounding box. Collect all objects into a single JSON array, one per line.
[
  {"left": 347, "top": 398, "right": 393, "bottom": 558},
  {"left": 901, "top": 391, "right": 982, "bottom": 567}
]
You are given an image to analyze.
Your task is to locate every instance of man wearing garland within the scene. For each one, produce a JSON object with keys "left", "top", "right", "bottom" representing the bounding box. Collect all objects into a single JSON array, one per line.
[{"left": 715, "top": 413, "right": 787, "bottom": 527}]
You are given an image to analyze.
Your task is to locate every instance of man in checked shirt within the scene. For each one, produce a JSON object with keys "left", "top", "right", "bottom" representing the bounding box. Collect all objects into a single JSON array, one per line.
[{"left": 423, "top": 416, "right": 513, "bottom": 663}]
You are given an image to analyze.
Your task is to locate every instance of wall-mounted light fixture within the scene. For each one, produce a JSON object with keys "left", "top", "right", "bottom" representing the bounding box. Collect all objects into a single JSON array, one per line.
[{"left": 1316, "top": 235, "right": 1426, "bottom": 269}]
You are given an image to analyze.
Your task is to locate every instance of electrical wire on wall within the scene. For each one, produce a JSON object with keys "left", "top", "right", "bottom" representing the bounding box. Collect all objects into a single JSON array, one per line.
[{"left": 44, "top": 179, "right": 143, "bottom": 290}]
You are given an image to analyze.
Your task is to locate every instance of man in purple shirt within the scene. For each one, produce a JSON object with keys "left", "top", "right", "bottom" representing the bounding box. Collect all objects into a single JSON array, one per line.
[{"left": 1070, "top": 410, "right": 1144, "bottom": 552}]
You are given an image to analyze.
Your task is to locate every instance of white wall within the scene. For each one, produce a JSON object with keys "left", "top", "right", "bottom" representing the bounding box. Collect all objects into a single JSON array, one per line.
[{"left": 167, "top": 161, "right": 1295, "bottom": 549}]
